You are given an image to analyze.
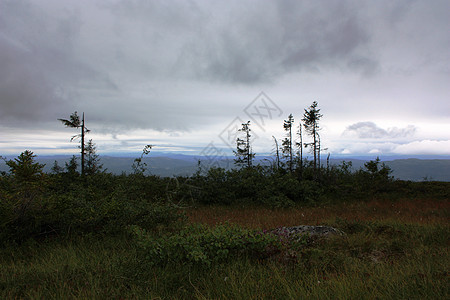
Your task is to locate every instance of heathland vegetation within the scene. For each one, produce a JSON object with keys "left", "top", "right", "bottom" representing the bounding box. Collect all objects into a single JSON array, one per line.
[{"left": 0, "top": 103, "right": 449, "bottom": 298}]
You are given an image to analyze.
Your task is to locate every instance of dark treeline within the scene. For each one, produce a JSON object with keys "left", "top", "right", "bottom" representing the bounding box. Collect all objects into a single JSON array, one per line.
[{"left": 1, "top": 149, "right": 449, "bottom": 245}]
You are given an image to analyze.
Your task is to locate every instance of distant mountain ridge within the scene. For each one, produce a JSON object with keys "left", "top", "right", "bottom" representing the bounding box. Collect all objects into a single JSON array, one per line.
[{"left": 0, "top": 154, "right": 449, "bottom": 181}]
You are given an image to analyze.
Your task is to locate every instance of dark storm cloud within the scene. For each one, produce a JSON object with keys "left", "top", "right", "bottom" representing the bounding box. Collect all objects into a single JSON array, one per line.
[
  {"left": 197, "top": 0, "right": 378, "bottom": 82},
  {"left": 0, "top": 1, "right": 60, "bottom": 123},
  {"left": 0, "top": 0, "right": 117, "bottom": 126},
  {"left": 344, "top": 122, "right": 417, "bottom": 139},
  {"left": 1, "top": 0, "right": 378, "bottom": 128},
  {"left": 1, "top": 0, "right": 448, "bottom": 135},
  {"left": 275, "top": 1, "right": 373, "bottom": 72},
  {"left": 108, "top": 0, "right": 377, "bottom": 84}
]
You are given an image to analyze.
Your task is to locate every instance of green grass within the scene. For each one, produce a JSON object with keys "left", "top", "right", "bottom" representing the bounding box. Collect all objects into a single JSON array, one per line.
[{"left": 1, "top": 213, "right": 449, "bottom": 299}]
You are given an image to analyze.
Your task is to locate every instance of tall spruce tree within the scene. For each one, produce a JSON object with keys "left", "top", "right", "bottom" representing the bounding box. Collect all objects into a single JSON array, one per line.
[
  {"left": 302, "top": 101, "right": 322, "bottom": 173},
  {"left": 233, "top": 121, "right": 255, "bottom": 168},
  {"left": 6, "top": 150, "right": 44, "bottom": 183},
  {"left": 65, "top": 155, "right": 79, "bottom": 176},
  {"left": 85, "top": 139, "right": 103, "bottom": 175},
  {"left": 51, "top": 160, "right": 64, "bottom": 174},
  {"left": 58, "top": 112, "right": 90, "bottom": 176},
  {"left": 282, "top": 114, "right": 294, "bottom": 172}
]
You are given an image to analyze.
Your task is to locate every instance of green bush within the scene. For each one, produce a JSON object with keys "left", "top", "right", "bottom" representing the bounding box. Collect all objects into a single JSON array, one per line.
[
  {"left": 130, "top": 223, "right": 283, "bottom": 267},
  {"left": 0, "top": 150, "right": 188, "bottom": 244},
  {"left": 2, "top": 150, "right": 449, "bottom": 245},
  {"left": 0, "top": 152, "right": 185, "bottom": 244},
  {"left": 194, "top": 168, "right": 238, "bottom": 204},
  {"left": 259, "top": 194, "right": 295, "bottom": 208},
  {"left": 0, "top": 191, "right": 186, "bottom": 244}
]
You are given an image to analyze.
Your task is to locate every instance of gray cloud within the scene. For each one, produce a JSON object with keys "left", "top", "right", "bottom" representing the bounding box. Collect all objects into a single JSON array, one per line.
[
  {"left": 0, "top": 0, "right": 118, "bottom": 126},
  {"left": 0, "top": 0, "right": 448, "bottom": 137},
  {"left": 343, "top": 122, "right": 417, "bottom": 139},
  {"left": 107, "top": 0, "right": 378, "bottom": 84}
]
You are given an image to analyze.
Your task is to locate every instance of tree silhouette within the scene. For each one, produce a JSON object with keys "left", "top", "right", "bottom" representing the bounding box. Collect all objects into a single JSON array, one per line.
[
  {"left": 282, "top": 114, "right": 294, "bottom": 172},
  {"left": 272, "top": 136, "right": 280, "bottom": 170},
  {"left": 295, "top": 121, "right": 304, "bottom": 179},
  {"left": 51, "top": 160, "right": 64, "bottom": 174},
  {"left": 302, "top": 101, "right": 322, "bottom": 174},
  {"left": 6, "top": 150, "right": 44, "bottom": 183},
  {"left": 233, "top": 121, "right": 255, "bottom": 168},
  {"left": 65, "top": 155, "right": 79, "bottom": 176},
  {"left": 85, "top": 139, "right": 104, "bottom": 175},
  {"left": 58, "top": 112, "right": 90, "bottom": 176},
  {"left": 132, "top": 144, "right": 153, "bottom": 175}
]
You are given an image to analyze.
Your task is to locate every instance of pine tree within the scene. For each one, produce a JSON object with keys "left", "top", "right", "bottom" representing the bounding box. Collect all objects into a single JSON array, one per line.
[
  {"left": 85, "top": 139, "right": 104, "bottom": 175},
  {"left": 302, "top": 101, "right": 323, "bottom": 173},
  {"left": 58, "top": 112, "right": 90, "bottom": 176},
  {"left": 6, "top": 151, "right": 45, "bottom": 221},
  {"left": 65, "top": 155, "right": 79, "bottom": 176},
  {"left": 282, "top": 114, "right": 294, "bottom": 172},
  {"left": 6, "top": 150, "right": 44, "bottom": 183},
  {"left": 51, "top": 160, "right": 64, "bottom": 174},
  {"left": 233, "top": 121, "right": 255, "bottom": 168}
]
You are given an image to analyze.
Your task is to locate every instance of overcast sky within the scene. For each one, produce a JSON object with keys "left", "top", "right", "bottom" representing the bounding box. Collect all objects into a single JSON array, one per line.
[{"left": 1, "top": 0, "right": 449, "bottom": 159}]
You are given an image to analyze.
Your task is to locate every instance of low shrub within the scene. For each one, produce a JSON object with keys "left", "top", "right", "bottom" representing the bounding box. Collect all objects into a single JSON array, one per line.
[
  {"left": 130, "top": 223, "right": 284, "bottom": 267},
  {"left": 0, "top": 193, "right": 185, "bottom": 244}
]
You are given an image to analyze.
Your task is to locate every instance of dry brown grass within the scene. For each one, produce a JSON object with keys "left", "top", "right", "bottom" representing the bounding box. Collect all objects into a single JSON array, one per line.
[{"left": 185, "top": 198, "right": 449, "bottom": 229}]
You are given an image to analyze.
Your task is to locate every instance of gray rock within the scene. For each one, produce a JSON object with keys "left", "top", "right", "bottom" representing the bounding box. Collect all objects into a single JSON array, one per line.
[{"left": 270, "top": 225, "right": 345, "bottom": 241}]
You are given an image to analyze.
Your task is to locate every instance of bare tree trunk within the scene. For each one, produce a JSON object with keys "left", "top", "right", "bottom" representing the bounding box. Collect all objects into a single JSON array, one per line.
[
  {"left": 312, "top": 123, "right": 317, "bottom": 172},
  {"left": 327, "top": 153, "right": 330, "bottom": 174},
  {"left": 273, "top": 136, "right": 280, "bottom": 170},
  {"left": 298, "top": 125, "right": 303, "bottom": 180},
  {"left": 289, "top": 125, "right": 293, "bottom": 172},
  {"left": 317, "top": 132, "right": 321, "bottom": 178},
  {"left": 246, "top": 127, "right": 251, "bottom": 168},
  {"left": 81, "top": 112, "right": 85, "bottom": 177}
]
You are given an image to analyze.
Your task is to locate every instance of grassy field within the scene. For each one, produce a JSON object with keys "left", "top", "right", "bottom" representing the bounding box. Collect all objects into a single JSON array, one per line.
[
  {"left": 1, "top": 197, "right": 448, "bottom": 299},
  {"left": 186, "top": 197, "right": 449, "bottom": 228}
]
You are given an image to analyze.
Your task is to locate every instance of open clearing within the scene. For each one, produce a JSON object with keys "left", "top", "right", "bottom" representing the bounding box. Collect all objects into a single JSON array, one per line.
[{"left": 1, "top": 197, "right": 448, "bottom": 299}]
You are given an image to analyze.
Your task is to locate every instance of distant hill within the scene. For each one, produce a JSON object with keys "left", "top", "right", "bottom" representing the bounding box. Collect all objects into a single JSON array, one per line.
[
  {"left": 0, "top": 155, "right": 449, "bottom": 181},
  {"left": 0, "top": 155, "right": 200, "bottom": 178},
  {"left": 385, "top": 159, "right": 450, "bottom": 181}
]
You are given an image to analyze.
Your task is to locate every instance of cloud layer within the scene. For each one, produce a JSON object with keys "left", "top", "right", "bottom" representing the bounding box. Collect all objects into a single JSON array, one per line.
[
  {"left": 0, "top": 0, "right": 386, "bottom": 127},
  {"left": 0, "top": 0, "right": 449, "bottom": 156},
  {"left": 343, "top": 122, "right": 417, "bottom": 139}
]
